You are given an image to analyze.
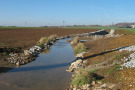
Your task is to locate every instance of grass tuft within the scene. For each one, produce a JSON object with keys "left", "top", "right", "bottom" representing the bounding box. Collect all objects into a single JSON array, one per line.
[
  {"left": 108, "top": 65, "right": 122, "bottom": 74},
  {"left": 49, "top": 34, "right": 58, "bottom": 40},
  {"left": 38, "top": 37, "right": 50, "bottom": 45},
  {"left": 74, "top": 43, "right": 87, "bottom": 54},
  {"left": 72, "top": 68, "right": 103, "bottom": 87},
  {"left": 37, "top": 34, "right": 58, "bottom": 46},
  {"left": 72, "top": 68, "right": 95, "bottom": 86},
  {"left": 3, "top": 52, "right": 8, "bottom": 56},
  {"left": 71, "top": 36, "right": 79, "bottom": 45}
]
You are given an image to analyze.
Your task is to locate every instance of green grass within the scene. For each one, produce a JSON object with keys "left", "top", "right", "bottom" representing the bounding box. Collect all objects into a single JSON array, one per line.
[
  {"left": 91, "top": 69, "right": 97, "bottom": 73},
  {"left": 115, "top": 55, "right": 124, "bottom": 60},
  {"left": 64, "top": 26, "right": 135, "bottom": 33},
  {"left": 72, "top": 68, "right": 104, "bottom": 87},
  {"left": 107, "top": 65, "right": 122, "bottom": 74},
  {"left": 37, "top": 43, "right": 43, "bottom": 48},
  {"left": 1, "top": 26, "right": 135, "bottom": 33},
  {"left": 3, "top": 52, "right": 8, "bottom": 55},
  {"left": 73, "top": 43, "right": 87, "bottom": 54},
  {"left": 92, "top": 61, "right": 99, "bottom": 64},
  {"left": 71, "top": 68, "right": 96, "bottom": 86},
  {"left": 65, "top": 26, "right": 118, "bottom": 29},
  {"left": 1, "top": 26, "right": 135, "bottom": 36}
]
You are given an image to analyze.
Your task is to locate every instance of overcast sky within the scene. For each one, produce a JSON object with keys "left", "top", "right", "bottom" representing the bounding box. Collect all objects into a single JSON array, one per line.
[{"left": 0, "top": 0, "right": 135, "bottom": 26}]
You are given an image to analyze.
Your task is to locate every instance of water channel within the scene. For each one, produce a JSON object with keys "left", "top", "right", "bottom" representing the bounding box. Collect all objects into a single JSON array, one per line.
[{"left": 0, "top": 38, "right": 76, "bottom": 90}]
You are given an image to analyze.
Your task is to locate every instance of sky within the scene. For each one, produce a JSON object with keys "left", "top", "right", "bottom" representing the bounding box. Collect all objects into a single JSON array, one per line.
[{"left": 0, "top": 0, "right": 135, "bottom": 27}]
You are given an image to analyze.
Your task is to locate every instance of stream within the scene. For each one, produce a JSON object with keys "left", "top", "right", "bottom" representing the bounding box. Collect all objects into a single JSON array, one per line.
[{"left": 0, "top": 38, "right": 75, "bottom": 90}]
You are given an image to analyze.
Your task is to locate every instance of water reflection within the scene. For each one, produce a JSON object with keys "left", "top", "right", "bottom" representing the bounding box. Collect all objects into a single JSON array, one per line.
[
  {"left": 0, "top": 38, "right": 75, "bottom": 90},
  {"left": 41, "top": 49, "right": 50, "bottom": 54},
  {"left": 9, "top": 62, "right": 72, "bottom": 73}
]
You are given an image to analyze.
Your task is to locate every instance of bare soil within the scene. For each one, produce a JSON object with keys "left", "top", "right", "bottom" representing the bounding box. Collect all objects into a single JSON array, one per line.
[{"left": 0, "top": 28, "right": 98, "bottom": 49}]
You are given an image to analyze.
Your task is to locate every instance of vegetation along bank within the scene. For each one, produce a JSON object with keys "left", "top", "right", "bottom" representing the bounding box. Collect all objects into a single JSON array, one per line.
[{"left": 67, "top": 29, "right": 135, "bottom": 90}]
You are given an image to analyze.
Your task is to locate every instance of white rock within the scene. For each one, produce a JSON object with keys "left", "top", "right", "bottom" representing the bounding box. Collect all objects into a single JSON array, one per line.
[
  {"left": 83, "top": 60, "right": 87, "bottom": 64},
  {"left": 76, "top": 60, "right": 83, "bottom": 64},
  {"left": 109, "top": 84, "right": 115, "bottom": 89},
  {"left": 16, "top": 62, "right": 20, "bottom": 66},
  {"left": 100, "top": 83, "right": 107, "bottom": 88},
  {"left": 24, "top": 50, "right": 31, "bottom": 56},
  {"left": 73, "top": 88, "right": 77, "bottom": 90}
]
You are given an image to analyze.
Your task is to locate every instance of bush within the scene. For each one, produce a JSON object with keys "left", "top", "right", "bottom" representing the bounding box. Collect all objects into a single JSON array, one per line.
[
  {"left": 74, "top": 43, "right": 87, "bottom": 54},
  {"left": 37, "top": 43, "right": 43, "bottom": 48},
  {"left": 38, "top": 37, "right": 50, "bottom": 45},
  {"left": 38, "top": 34, "right": 58, "bottom": 45},
  {"left": 3, "top": 52, "right": 8, "bottom": 55},
  {"left": 71, "top": 68, "right": 96, "bottom": 86}
]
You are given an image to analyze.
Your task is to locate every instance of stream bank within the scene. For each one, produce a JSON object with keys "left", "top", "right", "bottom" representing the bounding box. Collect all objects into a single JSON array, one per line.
[
  {"left": 0, "top": 29, "right": 107, "bottom": 73},
  {"left": 0, "top": 38, "right": 76, "bottom": 90},
  {"left": 0, "top": 29, "right": 111, "bottom": 90},
  {"left": 67, "top": 29, "right": 135, "bottom": 90}
]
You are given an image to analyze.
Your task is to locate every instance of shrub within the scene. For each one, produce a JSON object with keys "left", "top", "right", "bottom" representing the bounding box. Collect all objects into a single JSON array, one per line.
[
  {"left": 74, "top": 43, "right": 87, "bottom": 54},
  {"left": 3, "top": 52, "right": 8, "bottom": 55},
  {"left": 71, "top": 68, "right": 96, "bottom": 86},
  {"left": 38, "top": 37, "right": 50, "bottom": 45},
  {"left": 37, "top": 43, "right": 43, "bottom": 48},
  {"left": 38, "top": 34, "right": 58, "bottom": 45}
]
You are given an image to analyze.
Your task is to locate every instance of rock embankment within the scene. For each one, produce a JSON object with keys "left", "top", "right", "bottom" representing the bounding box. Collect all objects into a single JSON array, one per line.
[
  {"left": 117, "top": 45, "right": 135, "bottom": 69},
  {"left": 5, "top": 29, "right": 110, "bottom": 67},
  {"left": 66, "top": 52, "right": 87, "bottom": 72},
  {"left": 70, "top": 29, "right": 108, "bottom": 38},
  {"left": 6, "top": 37, "right": 61, "bottom": 66}
]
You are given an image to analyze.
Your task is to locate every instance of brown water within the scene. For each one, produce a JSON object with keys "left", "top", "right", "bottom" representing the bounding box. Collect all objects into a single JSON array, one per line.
[{"left": 0, "top": 38, "right": 75, "bottom": 90}]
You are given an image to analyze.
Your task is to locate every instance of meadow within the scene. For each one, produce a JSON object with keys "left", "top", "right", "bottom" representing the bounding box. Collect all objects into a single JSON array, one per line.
[{"left": 65, "top": 26, "right": 135, "bottom": 33}]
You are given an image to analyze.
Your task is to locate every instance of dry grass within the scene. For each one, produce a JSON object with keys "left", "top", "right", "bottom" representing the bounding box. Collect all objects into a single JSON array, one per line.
[
  {"left": 119, "top": 68, "right": 135, "bottom": 89},
  {"left": 99, "top": 67, "right": 135, "bottom": 89},
  {"left": 82, "top": 50, "right": 135, "bottom": 89},
  {"left": 84, "top": 35, "right": 135, "bottom": 55},
  {"left": 49, "top": 34, "right": 58, "bottom": 40},
  {"left": 38, "top": 37, "right": 50, "bottom": 45},
  {"left": 71, "top": 36, "right": 79, "bottom": 45},
  {"left": 37, "top": 34, "right": 58, "bottom": 47},
  {"left": 80, "top": 30, "right": 135, "bottom": 89},
  {"left": 84, "top": 51, "right": 132, "bottom": 66},
  {"left": 106, "top": 29, "right": 134, "bottom": 35}
]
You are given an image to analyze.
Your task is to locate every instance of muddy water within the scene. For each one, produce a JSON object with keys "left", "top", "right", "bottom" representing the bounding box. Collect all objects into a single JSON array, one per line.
[{"left": 0, "top": 38, "right": 75, "bottom": 90}]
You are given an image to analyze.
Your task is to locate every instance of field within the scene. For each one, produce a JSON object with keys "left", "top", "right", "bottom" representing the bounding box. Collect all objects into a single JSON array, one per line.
[
  {"left": 65, "top": 26, "right": 135, "bottom": 33},
  {"left": 0, "top": 26, "right": 135, "bottom": 50},
  {"left": 0, "top": 28, "right": 99, "bottom": 50},
  {"left": 1, "top": 26, "right": 135, "bottom": 89},
  {"left": 0, "top": 27, "right": 100, "bottom": 73}
]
